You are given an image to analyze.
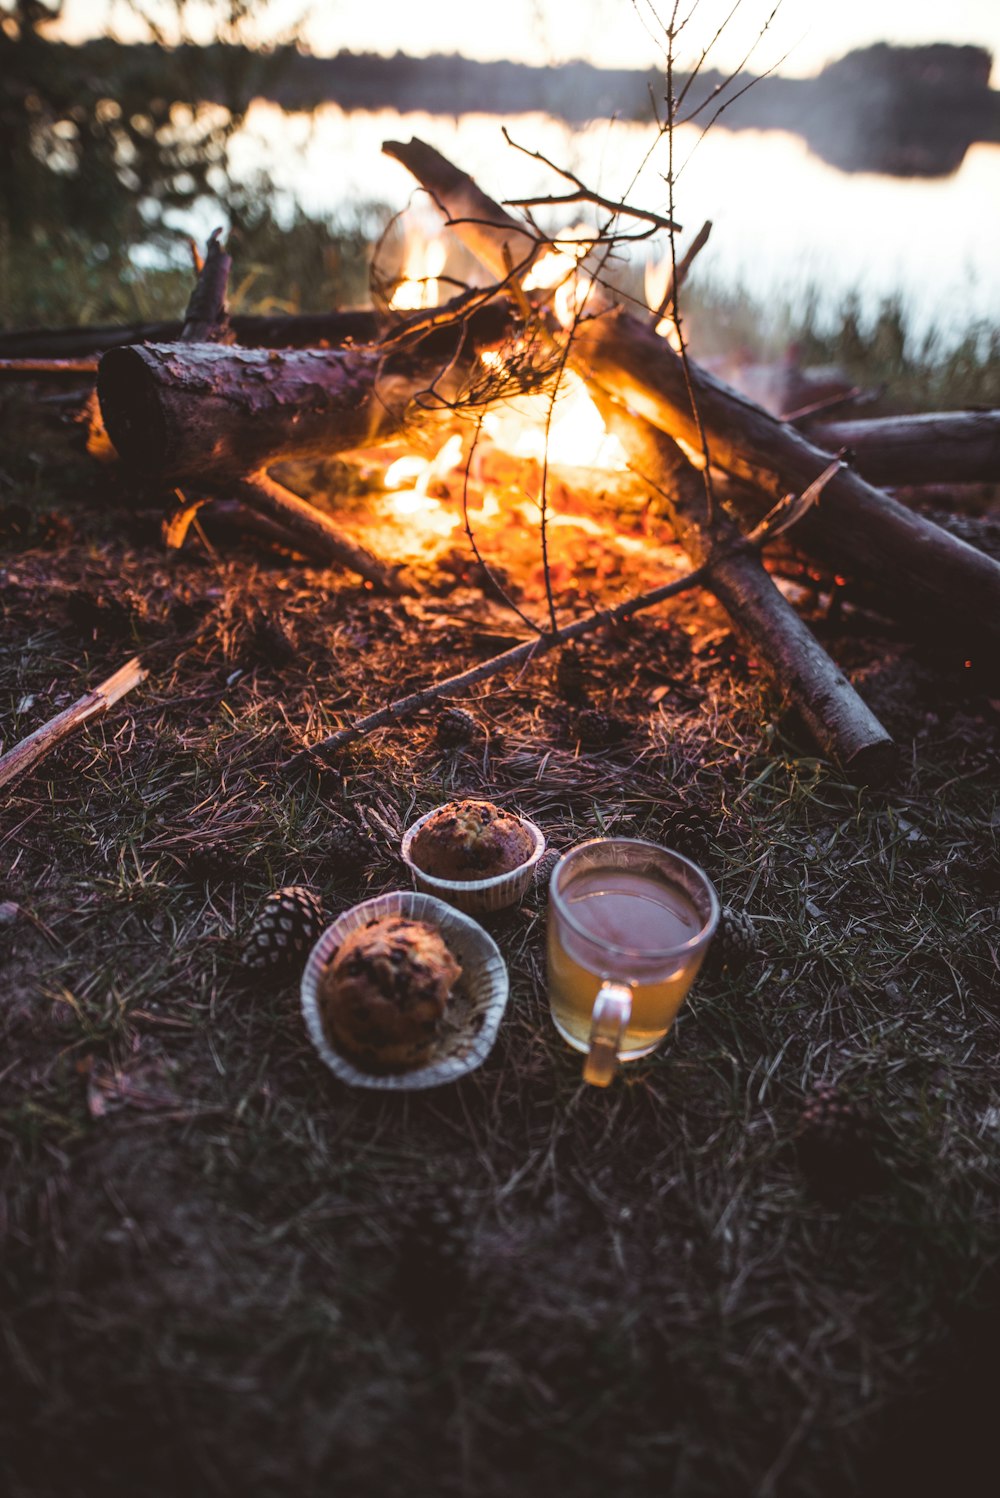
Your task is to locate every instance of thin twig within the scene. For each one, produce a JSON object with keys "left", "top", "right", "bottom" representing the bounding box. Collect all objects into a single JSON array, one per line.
[
  {"left": 0, "top": 357, "right": 99, "bottom": 376},
  {"left": 501, "top": 127, "right": 682, "bottom": 232},
  {"left": 650, "top": 218, "right": 712, "bottom": 326}
]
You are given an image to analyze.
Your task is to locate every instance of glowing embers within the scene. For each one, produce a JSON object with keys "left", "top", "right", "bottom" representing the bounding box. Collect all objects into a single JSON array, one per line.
[
  {"left": 478, "top": 359, "right": 627, "bottom": 472},
  {"left": 382, "top": 433, "right": 464, "bottom": 540}
]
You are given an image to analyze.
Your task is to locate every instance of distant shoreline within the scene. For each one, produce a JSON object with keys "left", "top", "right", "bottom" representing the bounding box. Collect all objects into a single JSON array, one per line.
[{"left": 49, "top": 38, "right": 1000, "bottom": 176}]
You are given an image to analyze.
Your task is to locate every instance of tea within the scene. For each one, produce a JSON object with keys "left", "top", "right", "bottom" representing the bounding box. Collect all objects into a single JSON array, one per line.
[{"left": 547, "top": 867, "right": 705, "bottom": 1057}]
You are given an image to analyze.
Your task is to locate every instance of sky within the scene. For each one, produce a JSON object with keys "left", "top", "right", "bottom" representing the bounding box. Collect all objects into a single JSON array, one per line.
[{"left": 52, "top": 0, "right": 1000, "bottom": 80}]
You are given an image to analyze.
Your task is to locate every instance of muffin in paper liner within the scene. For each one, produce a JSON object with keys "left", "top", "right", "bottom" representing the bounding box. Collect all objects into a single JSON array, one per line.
[
  {"left": 400, "top": 806, "right": 546, "bottom": 915},
  {"left": 301, "top": 891, "right": 509, "bottom": 1090}
]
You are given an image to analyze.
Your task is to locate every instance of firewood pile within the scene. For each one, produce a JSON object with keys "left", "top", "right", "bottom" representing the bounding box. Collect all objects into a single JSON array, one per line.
[{"left": 3, "top": 141, "right": 999, "bottom": 790}]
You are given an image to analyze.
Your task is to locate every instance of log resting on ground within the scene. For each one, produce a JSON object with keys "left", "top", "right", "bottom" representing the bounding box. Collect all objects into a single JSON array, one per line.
[
  {"left": 385, "top": 138, "right": 895, "bottom": 781},
  {"left": 597, "top": 403, "right": 895, "bottom": 784},
  {"left": 97, "top": 342, "right": 416, "bottom": 480},
  {"left": 570, "top": 311, "right": 1000, "bottom": 645},
  {"left": 383, "top": 137, "right": 1000, "bottom": 649},
  {"left": 801, "top": 410, "right": 1000, "bottom": 487}
]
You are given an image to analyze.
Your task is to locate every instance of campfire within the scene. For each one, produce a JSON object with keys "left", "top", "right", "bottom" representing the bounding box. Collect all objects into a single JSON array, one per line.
[{"left": 2, "top": 136, "right": 999, "bottom": 794}]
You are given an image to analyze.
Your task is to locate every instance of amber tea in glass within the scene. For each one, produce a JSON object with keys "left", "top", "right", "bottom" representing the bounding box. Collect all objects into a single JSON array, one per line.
[{"left": 547, "top": 839, "right": 719, "bottom": 1086}]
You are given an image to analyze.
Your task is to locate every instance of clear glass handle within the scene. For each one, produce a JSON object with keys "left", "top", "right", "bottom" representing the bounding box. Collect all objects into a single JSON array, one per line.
[{"left": 582, "top": 982, "right": 633, "bottom": 1087}]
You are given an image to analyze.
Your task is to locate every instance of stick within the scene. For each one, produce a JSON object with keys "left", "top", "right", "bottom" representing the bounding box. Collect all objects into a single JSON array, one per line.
[
  {"left": 290, "top": 565, "right": 709, "bottom": 765},
  {"left": 234, "top": 473, "right": 411, "bottom": 594},
  {"left": 597, "top": 402, "right": 896, "bottom": 783},
  {"left": 0, "top": 358, "right": 99, "bottom": 376},
  {"left": 0, "top": 658, "right": 146, "bottom": 792},
  {"left": 649, "top": 219, "right": 712, "bottom": 327},
  {"left": 180, "top": 228, "right": 232, "bottom": 344}
]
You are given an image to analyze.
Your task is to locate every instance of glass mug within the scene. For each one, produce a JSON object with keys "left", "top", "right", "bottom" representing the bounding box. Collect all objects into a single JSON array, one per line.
[{"left": 547, "top": 839, "right": 719, "bottom": 1086}]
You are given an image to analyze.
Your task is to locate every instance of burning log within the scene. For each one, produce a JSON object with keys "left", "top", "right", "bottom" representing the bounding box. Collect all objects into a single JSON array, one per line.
[
  {"left": 800, "top": 410, "right": 1000, "bottom": 487},
  {"left": 568, "top": 312, "right": 1000, "bottom": 645},
  {"left": 97, "top": 342, "right": 434, "bottom": 482},
  {"left": 96, "top": 296, "right": 516, "bottom": 482},
  {"left": 383, "top": 137, "right": 897, "bottom": 780},
  {"left": 383, "top": 138, "right": 1000, "bottom": 648}
]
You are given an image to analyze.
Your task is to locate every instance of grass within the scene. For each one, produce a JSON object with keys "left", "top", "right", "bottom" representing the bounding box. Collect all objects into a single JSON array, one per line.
[{"left": 0, "top": 362, "right": 998, "bottom": 1498}]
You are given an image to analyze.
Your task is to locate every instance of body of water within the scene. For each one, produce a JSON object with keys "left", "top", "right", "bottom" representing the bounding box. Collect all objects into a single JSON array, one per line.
[{"left": 216, "top": 102, "right": 1000, "bottom": 346}]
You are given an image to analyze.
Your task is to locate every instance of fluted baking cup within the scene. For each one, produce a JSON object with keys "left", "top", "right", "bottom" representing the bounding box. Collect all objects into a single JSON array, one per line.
[
  {"left": 400, "top": 808, "right": 545, "bottom": 915},
  {"left": 301, "top": 891, "right": 509, "bottom": 1090}
]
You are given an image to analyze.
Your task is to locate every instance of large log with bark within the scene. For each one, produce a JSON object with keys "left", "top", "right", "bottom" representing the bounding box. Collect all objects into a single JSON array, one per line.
[
  {"left": 98, "top": 341, "right": 418, "bottom": 480},
  {"left": 802, "top": 410, "right": 1000, "bottom": 487},
  {"left": 96, "top": 296, "right": 516, "bottom": 482}
]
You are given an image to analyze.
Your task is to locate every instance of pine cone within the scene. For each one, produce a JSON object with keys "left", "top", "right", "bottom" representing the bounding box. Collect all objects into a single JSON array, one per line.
[
  {"left": 185, "top": 835, "right": 238, "bottom": 882},
  {"left": 533, "top": 848, "right": 562, "bottom": 898},
  {"left": 576, "top": 707, "right": 629, "bottom": 747},
  {"left": 435, "top": 706, "right": 483, "bottom": 747},
  {"left": 659, "top": 805, "right": 713, "bottom": 863},
  {"left": 397, "top": 1185, "right": 470, "bottom": 1316},
  {"left": 795, "top": 1081, "right": 879, "bottom": 1200},
  {"left": 555, "top": 649, "right": 588, "bottom": 702},
  {"left": 242, "top": 885, "right": 325, "bottom": 972},
  {"left": 327, "top": 821, "right": 376, "bottom": 867},
  {"left": 248, "top": 609, "right": 297, "bottom": 668},
  {"left": 706, "top": 905, "right": 760, "bottom": 979}
]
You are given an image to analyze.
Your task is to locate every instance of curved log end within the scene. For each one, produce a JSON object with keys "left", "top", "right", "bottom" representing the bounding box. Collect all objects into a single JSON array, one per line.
[
  {"left": 97, "top": 346, "right": 166, "bottom": 471},
  {"left": 842, "top": 734, "right": 898, "bottom": 790}
]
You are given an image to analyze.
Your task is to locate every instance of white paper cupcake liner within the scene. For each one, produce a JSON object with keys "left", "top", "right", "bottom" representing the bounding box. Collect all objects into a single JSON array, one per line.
[
  {"left": 301, "top": 890, "right": 509, "bottom": 1090},
  {"left": 400, "top": 807, "right": 546, "bottom": 915}
]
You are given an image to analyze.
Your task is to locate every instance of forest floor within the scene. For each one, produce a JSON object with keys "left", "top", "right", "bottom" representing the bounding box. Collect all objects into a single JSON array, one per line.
[{"left": 1, "top": 379, "right": 998, "bottom": 1498}]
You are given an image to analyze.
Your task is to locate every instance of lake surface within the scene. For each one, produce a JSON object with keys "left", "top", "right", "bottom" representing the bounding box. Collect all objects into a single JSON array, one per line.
[{"left": 217, "top": 102, "right": 1000, "bottom": 346}]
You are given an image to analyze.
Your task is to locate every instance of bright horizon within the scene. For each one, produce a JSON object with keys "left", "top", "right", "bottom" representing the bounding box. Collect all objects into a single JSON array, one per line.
[{"left": 51, "top": 1, "right": 1000, "bottom": 83}]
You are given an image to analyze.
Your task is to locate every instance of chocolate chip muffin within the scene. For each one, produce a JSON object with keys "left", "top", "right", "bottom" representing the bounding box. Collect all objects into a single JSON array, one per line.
[
  {"left": 410, "top": 799, "right": 533, "bottom": 882},
  {"left": 319, "top": 916, "right": 462, "bottom": 1073}
]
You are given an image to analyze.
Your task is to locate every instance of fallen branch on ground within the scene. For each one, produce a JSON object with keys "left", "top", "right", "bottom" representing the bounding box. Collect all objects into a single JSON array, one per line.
[{"left": 0, "top": 657, "right": 147, "bottom": 793}]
